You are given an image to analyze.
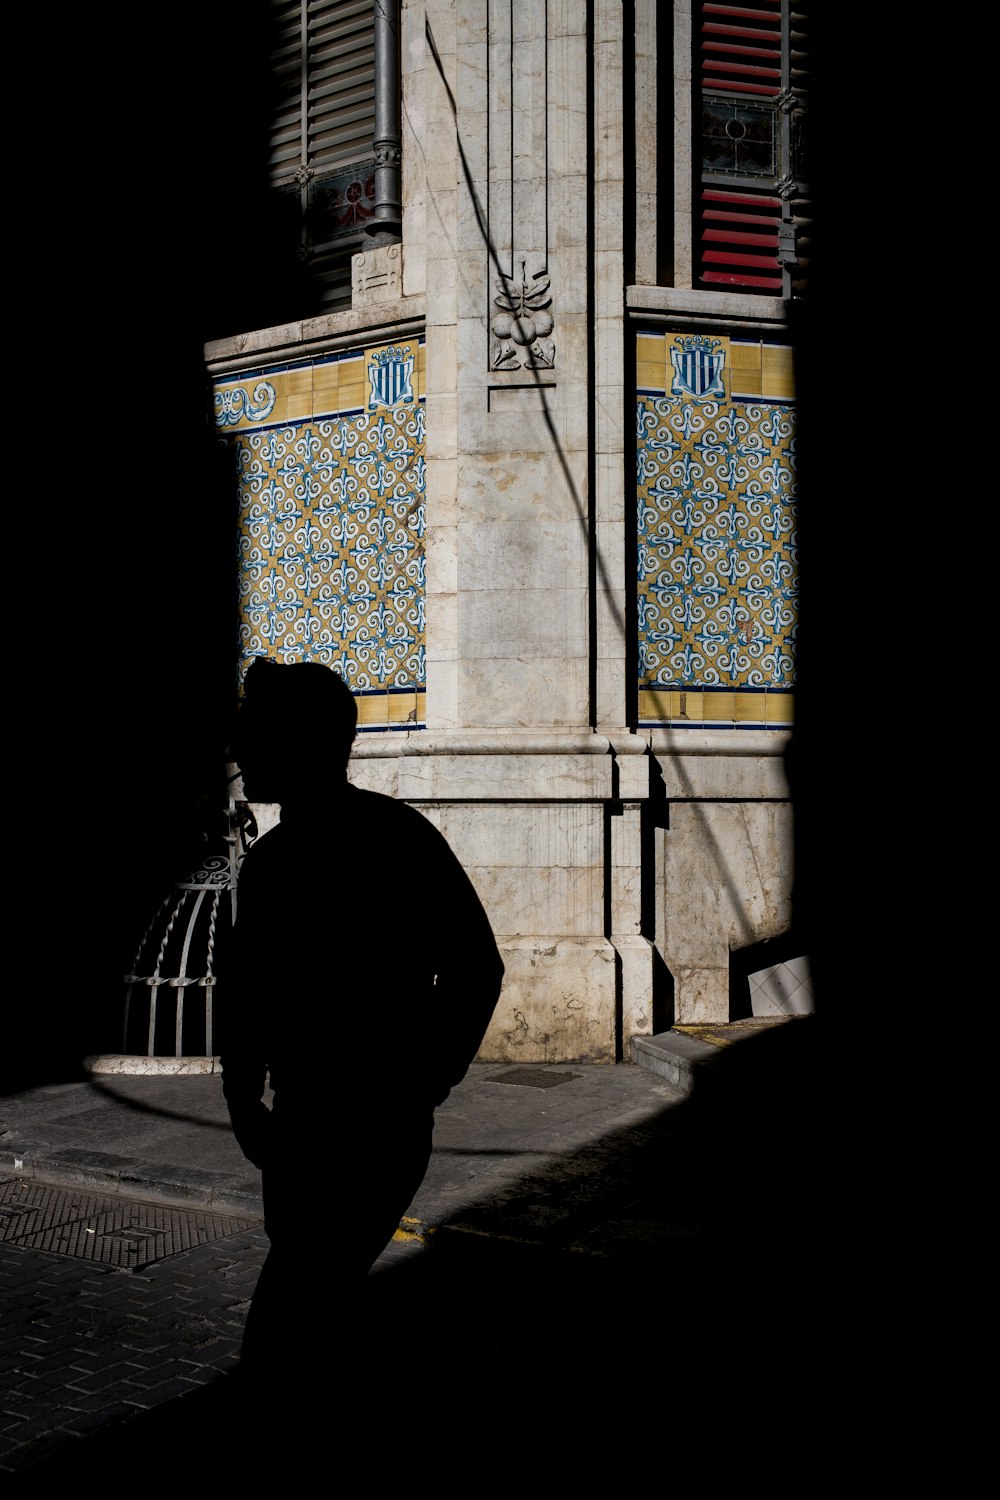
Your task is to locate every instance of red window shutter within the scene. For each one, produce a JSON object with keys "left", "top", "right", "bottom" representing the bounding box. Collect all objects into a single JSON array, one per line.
[
  {"left": 700, "top": 2, "right": 783, "bottom": 96},
  {"left": 698, "top": 187, "right": 783, "bottom": 292},
  {"left": 696, "top": 1, "right": 798, "bottom": 296}
]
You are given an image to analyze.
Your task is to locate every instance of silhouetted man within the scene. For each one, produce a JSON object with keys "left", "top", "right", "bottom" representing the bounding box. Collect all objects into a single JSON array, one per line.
[{"left": 219, "top": 657, "right": 504, "bottom": 1383}]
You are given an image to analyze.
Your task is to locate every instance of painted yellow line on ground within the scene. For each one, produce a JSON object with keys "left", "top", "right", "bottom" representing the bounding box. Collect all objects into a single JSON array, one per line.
[{"left": 392, "top": 1216, "right": 436, "bottom": 1245}]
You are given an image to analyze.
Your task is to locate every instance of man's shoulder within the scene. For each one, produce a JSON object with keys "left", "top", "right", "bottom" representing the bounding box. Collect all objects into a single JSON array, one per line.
[{"left": 346, "top": 785, "right": 439, "bottom": 835}]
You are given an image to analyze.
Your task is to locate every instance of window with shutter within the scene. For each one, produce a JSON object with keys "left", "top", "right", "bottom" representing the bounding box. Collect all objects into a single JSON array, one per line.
[
  {"left": 695, "top": 1, "right": 810, "bottom": 297},
  {"left": 268, "top": 0, "right": 377, "bottom": 313}
]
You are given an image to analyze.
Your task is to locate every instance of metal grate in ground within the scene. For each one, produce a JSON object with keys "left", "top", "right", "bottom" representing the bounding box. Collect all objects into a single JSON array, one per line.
[
  {"left": 483, "top": 1067, "right": 581, "bottom": 1089},
  {"left": 0, "top": 1180, "right": 259, "bottom": 1269}
]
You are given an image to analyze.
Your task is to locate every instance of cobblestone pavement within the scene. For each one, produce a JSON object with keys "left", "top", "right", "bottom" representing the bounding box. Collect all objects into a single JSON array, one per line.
[
  {"left": 1, "top": 1059, "right": 694, "bottom": 1476},
  {"left": 1, "top": 1022, "right": 838, "bottom": 1474},
  {"left": 0, "top": 1220, "right": 267, "bottom": 1474}
]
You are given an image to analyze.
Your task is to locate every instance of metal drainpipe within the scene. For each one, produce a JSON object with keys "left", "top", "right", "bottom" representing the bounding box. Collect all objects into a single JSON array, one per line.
[{"left": 366, "top": 0, "right": 402, "bottom": 246}]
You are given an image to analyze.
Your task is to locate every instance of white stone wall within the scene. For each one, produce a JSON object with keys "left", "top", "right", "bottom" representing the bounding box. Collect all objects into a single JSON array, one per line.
[{"left": 344, "top": 723, "right": 795, "bottom": 1057}]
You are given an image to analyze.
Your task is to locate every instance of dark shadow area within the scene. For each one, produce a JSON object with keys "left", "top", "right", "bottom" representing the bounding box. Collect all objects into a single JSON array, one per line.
[
  {"left": 650, "top": 946, "right": 674, "bottom": 1033},
  {"left": 18, "top": 1019, "right": 838, "bottom": 1474},
  {"left": 9, "top": 3, "right": 313, "bottom": 1096},
  {"left": 779, "top": 7, "right": 876, "bottom": 1037},
  {"left": 83, "top": 1076, "right": 238, "bottom": 1131}
]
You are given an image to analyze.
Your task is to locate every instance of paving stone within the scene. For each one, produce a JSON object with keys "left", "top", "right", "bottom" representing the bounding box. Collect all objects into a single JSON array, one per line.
[{"left": 1, "top": 1043, "right": 839, "bottom": 1473}]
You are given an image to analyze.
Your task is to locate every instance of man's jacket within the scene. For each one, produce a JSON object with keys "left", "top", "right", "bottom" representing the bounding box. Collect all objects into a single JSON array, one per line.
[{"left": 218, "top": 784, "right": 505, "bottom": 1169}]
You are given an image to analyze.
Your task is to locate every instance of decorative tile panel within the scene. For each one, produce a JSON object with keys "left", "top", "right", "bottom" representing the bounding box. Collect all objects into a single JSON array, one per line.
[
  {"left": 636, "top": 332, "right": 797, "bottom": 727},
  {"left": 213, "top": 340, "right": 426, "bottom": 728}
]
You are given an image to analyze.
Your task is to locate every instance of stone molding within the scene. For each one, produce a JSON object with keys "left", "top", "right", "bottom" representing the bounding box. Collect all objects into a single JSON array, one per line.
[
  {"left": 626, "top": 284, "right": 789, "bottom": 334},
  {"left": 204, "top": 300, "right": 426, "bottom": 377}
]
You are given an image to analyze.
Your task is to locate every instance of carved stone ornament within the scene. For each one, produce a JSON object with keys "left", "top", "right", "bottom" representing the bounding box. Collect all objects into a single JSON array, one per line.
[
  {"left": 489, "top": 258, "right": 555, "bottom": 371},
  {"left": 372, "top": 139, "right": 403, "bottom": 168},
  {"left": 352, "top": 244, "right": 403, "bottom": 306}
]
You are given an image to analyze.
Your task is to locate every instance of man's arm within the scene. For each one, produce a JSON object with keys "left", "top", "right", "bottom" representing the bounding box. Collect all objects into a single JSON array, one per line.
[
  {"left": 216, "top": 854, "right": 275, "bottom": 1170},
  {"left": 220, "top": 1055, "right": 273, "bottom": 1170}
]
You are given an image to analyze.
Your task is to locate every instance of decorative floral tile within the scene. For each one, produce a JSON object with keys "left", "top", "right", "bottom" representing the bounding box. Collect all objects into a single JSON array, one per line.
[
  {"left": 637, "top": 332, "right": 797, "bottom": 727},
  {"left": 214, "top": 342, "right": 426, "bottom": 725}
]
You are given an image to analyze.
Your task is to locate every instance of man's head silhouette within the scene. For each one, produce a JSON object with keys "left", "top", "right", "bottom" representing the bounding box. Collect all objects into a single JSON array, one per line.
[{"left": 231, "top": 657, "right": 358, "bottom": 805}]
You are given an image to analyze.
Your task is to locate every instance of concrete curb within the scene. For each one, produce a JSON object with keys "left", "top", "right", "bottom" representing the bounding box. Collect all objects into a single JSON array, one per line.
[
  {"left": 83, "top": 1055, "right": 222, "bottom": 1077},
  {"left": 630, "top": 1031, "right": 720, "bottom": 1093}
]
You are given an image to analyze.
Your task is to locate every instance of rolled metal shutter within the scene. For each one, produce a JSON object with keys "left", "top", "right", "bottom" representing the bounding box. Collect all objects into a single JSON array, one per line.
[{"left": 268, "top": 0, "right": 377, "bottom": 311}]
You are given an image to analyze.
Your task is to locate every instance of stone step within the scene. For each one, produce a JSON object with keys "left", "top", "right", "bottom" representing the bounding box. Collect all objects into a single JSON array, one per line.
[{"left": 630, "top": 1018, "right": 799, "bottom": 1094}]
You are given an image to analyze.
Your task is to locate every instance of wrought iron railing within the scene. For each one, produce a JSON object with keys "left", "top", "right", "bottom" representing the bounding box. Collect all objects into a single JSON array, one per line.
[{"left": 121, "top": 801, "right": 256, "bottom": 1059}]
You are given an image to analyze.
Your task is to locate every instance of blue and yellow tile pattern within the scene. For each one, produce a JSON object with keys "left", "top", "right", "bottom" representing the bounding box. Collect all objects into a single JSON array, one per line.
[
  {"left": 636, "top": 332, "right": 797, "bottom": 728},
  {"left": 214, "top": 340, "right": 426, "bottom": 729}
]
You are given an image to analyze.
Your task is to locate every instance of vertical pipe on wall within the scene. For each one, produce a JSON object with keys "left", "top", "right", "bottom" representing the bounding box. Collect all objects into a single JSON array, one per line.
[{"left": 367, "top": 0, "right": 403, "bottom": 245}]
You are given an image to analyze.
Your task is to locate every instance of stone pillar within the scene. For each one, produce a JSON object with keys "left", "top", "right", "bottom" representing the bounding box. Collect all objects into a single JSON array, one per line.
[
  {"left": 449, "top": 0, "right": 591, "bottom": 730},
  {"left": 404, "top": 1, "right": 640, "bottom": 1061},
  {"left": 672, "top": 0, "right": 694, "bottom": 289}
]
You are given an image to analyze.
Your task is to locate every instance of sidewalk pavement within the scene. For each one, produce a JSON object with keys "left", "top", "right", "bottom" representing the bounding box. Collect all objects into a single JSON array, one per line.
[{"left": 1, "top": 1017, "right": 833, "bottom": 1476}]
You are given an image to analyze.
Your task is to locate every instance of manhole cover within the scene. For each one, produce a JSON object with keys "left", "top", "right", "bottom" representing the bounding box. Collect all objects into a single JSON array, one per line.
[
  {"left": 0, "top": 1180, "right": 259, "bottom": 1268},
  {"left": 484, "top": 1068, "right": 580, "bottom": 1089}
]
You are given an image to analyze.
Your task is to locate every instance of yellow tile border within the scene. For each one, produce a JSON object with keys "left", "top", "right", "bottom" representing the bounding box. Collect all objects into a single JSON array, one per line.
[
  {"left": 761, "top": 372, "right": 795, "bottom": 400},
  {"left": 213, "top": 341, "right": 425, "bottom": 429},
  {"left": 387, "top": 691, "right": 419, "bottom": 725},
  {"left": 638, "top": 688, "right": 794, "bottom": 725},
  {"left": 761, "top": 345, "right": 794, "bottom": 375},
  {"left": 636, "top": 361, "right": 666, "bottom": 391},
  {"left": 635, "top": 334, "right": 797, "bottom": 405},
  {"left": 356, "top": 690, "right": 426, "bottom": 728},
  {"left": 729, "top": 342, "right": 762, "bottom": 369}
]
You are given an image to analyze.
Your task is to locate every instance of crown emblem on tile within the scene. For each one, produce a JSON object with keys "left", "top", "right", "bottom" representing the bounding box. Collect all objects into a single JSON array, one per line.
[
  {"left": 368, "top": 345, "right": 414, "bottom": 409},
  {"left": 669, "top": 335, "right": 725, "bottom": 401}
]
